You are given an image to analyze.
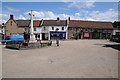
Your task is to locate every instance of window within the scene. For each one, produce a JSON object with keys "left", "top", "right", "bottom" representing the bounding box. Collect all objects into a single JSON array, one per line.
[
  {"left": 35, "top": 34, "right": 37, "bottom": 39},
  {"left": 62, "top": 27, "right": 64, "bottom": 30},
  {"left": 34, "top": 28, "right": 36, "bottom": 31},
  {"left": 24, "top": 28, "right": 27, "bottom": 32},
  {"left": 52, "top": 27, "right": 54, "bottom": 30},
  {"left": 11, "top": 21, "right": 13, "bottom": 26},
  {"left": 38, "top": 34, "right": 40, "bottom": 38}
]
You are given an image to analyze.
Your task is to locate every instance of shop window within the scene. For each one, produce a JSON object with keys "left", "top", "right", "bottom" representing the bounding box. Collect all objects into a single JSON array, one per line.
[
  {"left": 63, "top": 34, "right": 65, "bottom": 38},
  {"left": 116, "top": 32, "right": 120, "bottom": 35},
  {"left": 34, "top": 28, "right": 36, "bottom": 31},
  {"left": 43, "top": 27, "right": 46, "bottom": 30}
]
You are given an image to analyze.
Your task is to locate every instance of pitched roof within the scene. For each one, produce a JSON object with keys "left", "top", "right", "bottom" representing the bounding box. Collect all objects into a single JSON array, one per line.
[
  {"left": 33, "top": 20, "right": 42, "bottom": 27},
  {"left": 16, "top": 20, "right": 30, "bottom": 27},
  {"left": 69, "top": 20, "right": 113, "bottom": 29},
  {"left": 42, "top": 20, "right": 67, "bottom": 26},
  {"left": 6, "top": 19, "right": 113, "bottom": 29},
  {"left": 15, "top": 20, "right": 41, "bottom": 27}
]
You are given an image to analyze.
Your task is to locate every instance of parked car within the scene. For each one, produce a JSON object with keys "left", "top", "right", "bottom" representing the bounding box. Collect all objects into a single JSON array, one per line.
[
  {"left": 1, "top": 35, "right": 24, "bottom": 44},
  {"left": 110, "top": 35, "right": 120, "bottom": 43}
]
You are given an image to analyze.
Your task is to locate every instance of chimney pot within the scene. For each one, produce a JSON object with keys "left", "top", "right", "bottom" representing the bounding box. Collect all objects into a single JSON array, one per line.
[
  {"left": 57, "top": 17, "right": 60, "bottom": 21},
  {"left": 2, "top": 23, "right": 4, "bottom": 25},
  {"left": 68, "top": 17, "right": 70, "bottom": 21},
  {"left": 10, "top": 15, "right": 13, "bottom": 19}
]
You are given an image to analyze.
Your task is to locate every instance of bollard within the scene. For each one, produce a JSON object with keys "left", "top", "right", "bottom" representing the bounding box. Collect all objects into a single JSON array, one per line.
[
  {"left": 56, "top": 40, "right": 59, "bottom": 46},
  {"left": 50, "top": 40, "right": 52, "bottom": 46}
]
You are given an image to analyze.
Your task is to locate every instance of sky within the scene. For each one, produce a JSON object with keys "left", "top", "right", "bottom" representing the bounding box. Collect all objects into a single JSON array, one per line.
[{"left": 0, "top": 1, "right": 119, "bottom": 24}]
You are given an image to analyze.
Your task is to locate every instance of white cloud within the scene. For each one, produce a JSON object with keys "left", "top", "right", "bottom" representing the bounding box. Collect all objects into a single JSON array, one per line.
[
  {"left": 75, "top": 13, "right": 80, "bottom": 17},
  {"left": 24, "top": 9, "right": 117, "bottom": 22},
  {"left": 5, "top": 6, "right": 20, "bottom": 12},
  {"left": 1, "top": 8, "right": 118, "bottom": 24},
  {"left": 25, "top": 11, "right": 57, "bottom": 20},
  {"left": 59, "top": 7, "right": 69, "bottom": 10},
  {"left": 88, "top": 9, "right": 118, "bottom": 21},
  {"left": 0, "top": 14, "right": 8, "bottom": 19},
  {"left": 0, "top": 14, "right": 8, "bottom": 24},
  {"left": 62, "top": 0, "right": 96, "bottom": 2},
  {"left": 18, "top": 15, "right": 26, "bottom": 20},
  {"left": 62, "top": 0, "right": 118, "bottom": 2},
  {"left": 68, "top": 0, "right": 96, "bottom": 9},
  {"left": 25, "top": 10, "right": 77, "bottom": 20}
]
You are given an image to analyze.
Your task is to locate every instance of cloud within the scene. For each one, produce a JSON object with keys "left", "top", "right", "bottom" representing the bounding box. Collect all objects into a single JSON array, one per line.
[
  {"left": 18, "top": 15, "right": 26, "bottom": 20},
  {"left": 25, "top": 11, "right": 56, "bottom": 20},
  {"left": 0, "top": 14, "right": 8, "bottom": 24},
  {"left": 0, "top": 14, "right": 8, "bottom": 19},
  {"left": 88, "top": 9, "right": 118, "bottom": 21},
  {"left": 68, "top": 0, "right": 96, "bottom": 9},
  {"left": 1, "top": 8, "right": 117, "bottom": 24},
  {"left": 5, "top": 6, "right": 20, "bottom": 12},
  {"left": 24, "top": 9, "right": 117, "bottom": 22},
  {"left": 59, "top": 7, "right": 69, "bottom": 10},
  {"left": 25, "top": 10, "right": 72, "bottom": 20}
]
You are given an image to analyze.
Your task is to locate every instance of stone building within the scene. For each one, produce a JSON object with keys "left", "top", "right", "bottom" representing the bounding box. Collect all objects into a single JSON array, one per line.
[
  {"left": 4, "top": 15, "right": 113, "bottom": 40},
  {"left": 68, "top": 19, "right": 113, "bottom": 39}
]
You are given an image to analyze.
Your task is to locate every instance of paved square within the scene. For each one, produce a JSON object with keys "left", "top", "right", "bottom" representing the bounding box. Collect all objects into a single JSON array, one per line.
[{"left": 2, "top": 40, "right": 119, "bottom": 78}]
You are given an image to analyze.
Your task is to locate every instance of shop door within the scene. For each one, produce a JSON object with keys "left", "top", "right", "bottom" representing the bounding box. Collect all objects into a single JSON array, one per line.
[
  {"left": 42, "top": 33, "right": 45, "bottom": 40},
  {"left": 92, "top": 31, "right": 100, "bottom": 39}
]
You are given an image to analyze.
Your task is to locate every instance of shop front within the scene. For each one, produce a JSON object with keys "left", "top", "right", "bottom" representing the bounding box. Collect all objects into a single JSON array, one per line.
[
  {"left": 82, "top": 32, "right": 90, "bottom": 39},
  {"left": 50, "top": 31, "right": 66, "bottom": 40},
  {"left": 92, "top": 31, "right": 100, "bottom": 39}
]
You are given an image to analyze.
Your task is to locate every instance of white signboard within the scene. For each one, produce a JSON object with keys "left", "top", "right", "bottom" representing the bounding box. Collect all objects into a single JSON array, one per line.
[{"left": 84, "top": 32, "right": 89, "bottom": 37}]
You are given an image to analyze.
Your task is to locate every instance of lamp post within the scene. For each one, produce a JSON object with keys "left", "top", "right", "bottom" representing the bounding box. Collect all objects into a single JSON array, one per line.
[{"left": 29, "top": 10, "right": 37, "bottom": 43}]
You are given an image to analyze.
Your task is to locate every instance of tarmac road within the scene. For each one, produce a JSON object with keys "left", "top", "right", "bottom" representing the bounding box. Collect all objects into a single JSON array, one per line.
[{"left": 2, "top": 40, "right": 119, "bottom": 78}]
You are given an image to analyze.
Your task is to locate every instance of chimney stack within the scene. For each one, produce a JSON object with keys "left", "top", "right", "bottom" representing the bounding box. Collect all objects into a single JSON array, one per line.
[
  {"left": 68, "top": 17, "right": 70, "bottom": 21},
  {"left": 2, "top": 23, "right": 4, "bottom": 25},
  {"left": 10, "top": 15, "right": 13, "bottom": 19},
  {"left": 57, "top": 17, "right": 60, "bottom": 21}
]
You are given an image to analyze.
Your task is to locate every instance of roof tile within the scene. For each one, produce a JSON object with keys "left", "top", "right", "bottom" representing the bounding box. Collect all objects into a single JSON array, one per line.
[{"left": 69, "top": 20, "right": 113, "bottom": 29}]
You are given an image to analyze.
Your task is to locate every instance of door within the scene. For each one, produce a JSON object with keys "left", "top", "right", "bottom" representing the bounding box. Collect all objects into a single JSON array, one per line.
[
  {"left": 42, "top": 33, "right": 45, "bottom": 40},
  {"left": 92, "top": 31, "right": 100, "bottom": 39}
]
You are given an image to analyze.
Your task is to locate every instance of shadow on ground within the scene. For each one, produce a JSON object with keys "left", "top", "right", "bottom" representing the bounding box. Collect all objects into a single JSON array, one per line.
[
  {"left": 95, "top": 43, "right": 120, "bottom": 51},
  {"left": 103, "top": 44, "right": 120, "bottom": 51}
]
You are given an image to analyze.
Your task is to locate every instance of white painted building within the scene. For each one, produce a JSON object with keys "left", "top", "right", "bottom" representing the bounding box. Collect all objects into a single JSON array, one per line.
[{"left": 41, "top": 18, "right": 68, "bottom": 40}]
